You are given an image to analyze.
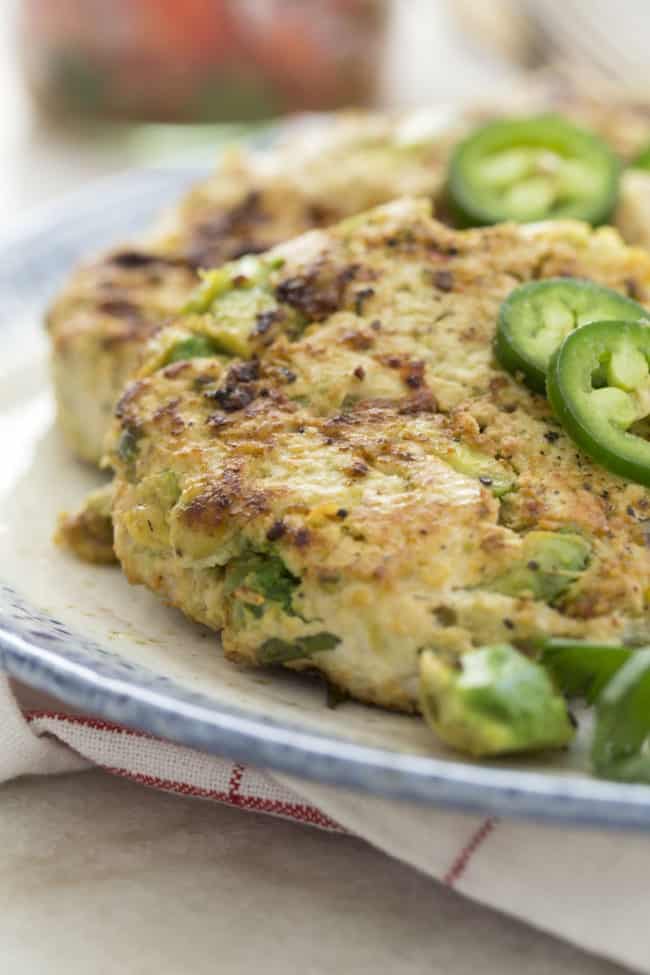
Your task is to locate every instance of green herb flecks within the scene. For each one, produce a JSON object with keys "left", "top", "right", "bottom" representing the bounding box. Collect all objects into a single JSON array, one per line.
[
  {"left": 258, "top": 632, "right": 341, "bottom": 664},
  {"left": 225, "top": 549, "right": 300, "bottom": 618},
  {"left": 163, "top": 334, "right": 221, "bottom": 365},
  {"left": 116, "top": 426, "right": 143, "bottom": 480}
]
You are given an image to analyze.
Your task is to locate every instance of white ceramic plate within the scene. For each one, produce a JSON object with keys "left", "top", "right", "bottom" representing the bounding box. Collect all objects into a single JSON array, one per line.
[{"left": 4, "top": 158, "right": 650, "bottom": 828}]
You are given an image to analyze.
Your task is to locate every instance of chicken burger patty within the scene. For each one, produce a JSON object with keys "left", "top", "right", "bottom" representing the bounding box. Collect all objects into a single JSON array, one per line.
[
  {"left": 106, "top": 198, "right": 650, "bottom": 712},
  {"left": 48, "top": 114, "right": 457, "bottom": 464}
]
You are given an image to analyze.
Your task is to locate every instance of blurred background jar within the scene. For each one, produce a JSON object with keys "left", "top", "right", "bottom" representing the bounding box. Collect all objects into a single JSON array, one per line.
[{"left": 19, "top": 0, "right": 388, "bottom": 123}]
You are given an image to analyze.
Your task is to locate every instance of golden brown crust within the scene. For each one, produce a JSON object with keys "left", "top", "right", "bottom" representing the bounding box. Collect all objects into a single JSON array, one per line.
[
  {"left": 48, "top": 116, "right": 455, "bottom": 463},
  {"left": 49, "top": 98, "right": 650, "bottom": 465}
]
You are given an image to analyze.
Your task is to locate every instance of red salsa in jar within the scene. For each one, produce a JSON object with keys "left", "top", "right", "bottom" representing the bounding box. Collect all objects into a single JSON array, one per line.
[{"left": 19, "top": 0, "right": 387, "bottom": 122}]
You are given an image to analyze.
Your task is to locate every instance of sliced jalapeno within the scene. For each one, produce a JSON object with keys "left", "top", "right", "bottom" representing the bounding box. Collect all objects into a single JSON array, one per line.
[
  {"left": 496, "top": 279, "right": 647, "bottom": 392},
  {"left": 547, "top": 319, "right": 650, "bottom": 486},
  {"left": 448, "top": 115, "right": 619, "bottom": 227},
  {"left": 538, "top": 638, "right": 634, "bottom": 703}
]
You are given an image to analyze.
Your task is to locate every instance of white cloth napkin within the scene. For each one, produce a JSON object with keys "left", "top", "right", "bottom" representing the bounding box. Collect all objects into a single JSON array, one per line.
[{"left": 3, "top": 673, "right": 650, "bottom": 973}]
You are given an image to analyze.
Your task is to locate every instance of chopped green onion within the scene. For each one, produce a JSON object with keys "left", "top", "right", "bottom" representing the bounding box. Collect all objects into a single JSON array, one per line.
[
  {"left": 539, "top": 638, "right": 634, "bottom": 703},
  {"left": 592, "top": 649, "right": 650, "bottom": 782}
]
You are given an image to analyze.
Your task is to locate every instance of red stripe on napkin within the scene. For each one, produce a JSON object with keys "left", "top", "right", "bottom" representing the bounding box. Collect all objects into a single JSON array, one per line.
[{"left": 25, "top": 710, "right": 342, "bottom": 831}]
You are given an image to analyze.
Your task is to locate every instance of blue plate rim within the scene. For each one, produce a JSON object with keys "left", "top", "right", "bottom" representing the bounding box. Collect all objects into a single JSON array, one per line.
[{"left": 5, "top": 603, "right": 650, "bottom": 831}]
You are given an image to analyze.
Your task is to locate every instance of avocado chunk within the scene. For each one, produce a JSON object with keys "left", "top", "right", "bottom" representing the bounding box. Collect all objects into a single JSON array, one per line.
[
  {"left": 121, "top": 470, "right": 181, "bottom": 549},
  {"left": 485, "top": 530, "right": 590, "bottom": 602},
  {"left": 204, "top": 288, "right": 282, "bottom": 358},
  {"left": 419, "top": 644, "right": 575, "bottom": 757},
  {"left": 183, "top": 256, "right": 276, "bottom": 315},
  {"left": 442, "top": 442, "right": 515, "bottom": 497},
  {"left": 181, "top": 255, "right": 287, "bottom": 358}
]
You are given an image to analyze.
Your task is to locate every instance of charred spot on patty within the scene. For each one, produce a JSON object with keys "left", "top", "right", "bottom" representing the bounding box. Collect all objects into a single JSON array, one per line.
[
  {"left": 206, "top": 411, "right": 228, "bottom": 429},
  {"left": 306, "top": 203, "right": 337, "bottom": 226},
  {"left": 275, "top": 274, "right": 338, "bottom": 321},
  {"left": 108, "top": 250, "right": 163, "bottom": 269},
  {"left": 401, "top": 360, "right": 426, "bottom": 390},
  {"left": 381, "top": 354, "right": 402, "bottom": 369},
  {"left": 275, "top": 263, "right": 359, "bottom": 322},
  {"left": 280, "top": 367, "right": 297, "bottom": 384},
  {"left": 341, "top": 329, "right": 375, "bottom": 350},
  {"left": 182, "top": 467, "right": 269, "bottom": 530},
  {"left": 203, "top": 359, "right": 261, "bottom": 413},
  {"left": 96, "top": 299, "right": 142, "bottom": 318},
  {"left": 347, "top": 459, "right": 370, "bottom": 478},
  {"left": 108, "top": 250, "right": 192, "bottom": 271},
  {"left": 253, "top": 309, "right": 284, "bottom": 336},
  {"left": 163, "top": 360, "right": 193, "bottom": 380},
  {"left": 398, "top": 390, "right": 438, "bottom": 414},
  {"left": 354, "top": 287, "right": 375, "bottom": 315},
  {"left": 184, "top": 191, "right": 271, "bottom": 268},
  {"left": 293, "top": 527, "right": 311, "bottom": 548},
  {"left": 152, "top": 398, "right": 185, "bottom": 435},
  {"left": 114, "top": 380, "right": 147, "bottom": 419},
  {"left": 227, "top": 359, "right": 261, "bottom": 384},
  {"left": 433, "top": 269, "right": 454, "bottom": 292},
  {"left": 266, "top": 519, "right": 287, "bottom": 541},
  {"left": 205, "top": 384, "right": 257, "bottom": 413}
]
